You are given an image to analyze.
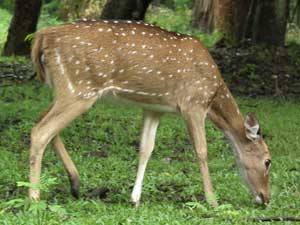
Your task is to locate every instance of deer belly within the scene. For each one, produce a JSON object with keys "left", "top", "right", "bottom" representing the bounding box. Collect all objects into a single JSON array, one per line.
[{"left": 101, "top": 91, "right": 179, "bottom": 113}]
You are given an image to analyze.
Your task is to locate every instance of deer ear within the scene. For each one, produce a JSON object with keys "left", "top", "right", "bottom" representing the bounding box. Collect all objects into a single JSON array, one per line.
[{"left": 244, "top": 112, "right": 260, "bottom": 141}]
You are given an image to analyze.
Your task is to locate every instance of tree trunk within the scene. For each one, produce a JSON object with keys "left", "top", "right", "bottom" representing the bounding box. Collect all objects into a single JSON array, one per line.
[
  {"left": 234, "top": 0, "right": 253, "bottom": 40},
  {"left": 192, "top": 0, "right": 289, "bottom": 45},
  {"left": 252, "top": 0, "right": 289, "bottom": 45},
  {"left": 101, "top": 0, "right": 152, "bottom": 20},
  {"left": 213, "top": 0, "right": 234, "bottom": 33},
  {"left": 191, "top": 0, "right": 233, "bottom": 34},
  {"left": 59, "top": 0, "right": 105, "bottom": 21},
  {"left": 235, "top": 0, "right": 289, "bottom": 46},
  {"left": 59, "top": 0, "right": 81, "bottom": 21},
  {"left": 2, "top": 0, "right": 42, "bottom": 56},
  {"left": 191, "top": 0, "right": 214, "bottom": 33}
]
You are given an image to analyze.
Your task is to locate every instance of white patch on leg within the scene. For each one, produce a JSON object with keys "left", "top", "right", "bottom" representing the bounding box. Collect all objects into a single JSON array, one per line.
[
  {"left": 131, "top": 182, "right": 142, "bottom": 205},
  {"left": 131, "top": 112, "right": 160, "bottom": 205}
]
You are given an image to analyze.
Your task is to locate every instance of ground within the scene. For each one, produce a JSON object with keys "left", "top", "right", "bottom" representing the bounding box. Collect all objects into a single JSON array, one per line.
[
  {"left": 211, "top": 40, "right": 300, "bottom": 98},
  {"left": 0, "top": 80, "right": 299, "bottom": 224}
]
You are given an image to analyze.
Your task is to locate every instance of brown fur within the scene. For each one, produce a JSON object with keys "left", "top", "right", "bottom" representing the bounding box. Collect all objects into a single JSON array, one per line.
[{"left": 28, "top": 19, "right": 271, "bottom": 206}]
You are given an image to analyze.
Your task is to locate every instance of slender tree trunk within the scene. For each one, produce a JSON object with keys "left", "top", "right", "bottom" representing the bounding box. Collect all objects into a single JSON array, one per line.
[
  {"left": 191, "top": 0, "right": 233, "bottom": 34},
  {"left": 2, "top": 0, "right": 42, "bottom": 56},
  {"left": 191, "top": 0, "right": 214, "bottom": 32},
  {"left": 214, "top": 0, "right": 234, "bottom": 33},
  {"left": 273, "top": 0, "right": 289, "bottom": 45},
  {"left": 234, "top": 0, "right": 253, "bottom": 40},
  {"left": 101, "top": 0, "right": 152, "bottom": 20}
]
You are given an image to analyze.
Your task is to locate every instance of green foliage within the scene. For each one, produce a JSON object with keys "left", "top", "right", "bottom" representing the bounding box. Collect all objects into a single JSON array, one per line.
[
  {"left": 174, "top": 0, "right": 193, "bottom": 9},
  {"left": 287, "top": 23, "right": 300, "bottom": 44},
  {"left": 1, "top": 176, "right": 67, "bottom": 225},
  {"left": 240, "top": 64, "right": 257, "bottom": 79},
  {"left": 0, "top": 55, "right": 29, "bottom": 63},
  {"left": 287, "top": 41, "right": 300, "bottom": 59},
  {"left": 17, "top": 176, "right": 58, "bottom": 192},
  {"left": 42, "top": 0, "right": 61, "bottom": 16},
  {"left": 37, "top": 8, "right": 63, "bottom": 29},
  {"left": 24, "top": 33, "right": 35, "bottom": 43},
  {"left": 0, "top": 8, "right": 12, "bottom": 50},
  {"left": 0, "top": 81, "right": 299, "bottom": 224},
  {"left": 0, "top": 0, "right": 14, "bottom": 12},
  {"left": 146, "top": 5, "right": 222, "bottom": 47},
  {"left": 146, "top": 6, "right": 191, "bottom": 33}
]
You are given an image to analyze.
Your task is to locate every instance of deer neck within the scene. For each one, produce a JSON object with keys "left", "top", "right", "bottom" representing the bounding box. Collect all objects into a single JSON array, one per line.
[{"left": 208, "top": 85, "right": 246, "bottom": 145}]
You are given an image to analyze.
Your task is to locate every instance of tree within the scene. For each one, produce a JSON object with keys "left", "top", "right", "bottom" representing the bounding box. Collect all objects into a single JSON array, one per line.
[
  {"left": 2, "top": 0, "right": 42, "bottom": 56},
  {"left": 58, "top": 0, "right": 152, "bottom": 21},
  {"left": 101, "top": 0, "right": 152, "bottom": 20},
  {"left": 290, "top": 0, "right": 300, "bottom": 26},
  {"left": 192, "top": 0, "right": 290, "bottom": 46},
  {"left": 59, "top": 0, "right": 81, "bottom": 20},
  {"left": 191, "top": 0, "right": 234, "bottom": 34},
  {"left": 191, "top": 0, "right": 214, "bottom": 33},
  {"left": 235, "top": 0, "right": 289, "bottom": 46},
  {"left": 59, "top": 0, "right": 106, "bottom": 21}
]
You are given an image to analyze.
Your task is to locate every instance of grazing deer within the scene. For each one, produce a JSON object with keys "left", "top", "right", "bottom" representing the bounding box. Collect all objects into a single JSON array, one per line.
[{"left": 30, "top": 19, "right": 271, "bottom": 207}]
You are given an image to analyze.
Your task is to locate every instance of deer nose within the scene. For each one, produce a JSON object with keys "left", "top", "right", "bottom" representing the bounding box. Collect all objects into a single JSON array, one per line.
[{"left": 256, "top": 192, "right": 270, "bottom": 204}]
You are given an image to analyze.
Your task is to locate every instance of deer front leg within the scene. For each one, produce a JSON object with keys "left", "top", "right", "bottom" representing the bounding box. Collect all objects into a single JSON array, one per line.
[
  {"left": 131, "top": 110, "right": 162, "bottom": 207},
  {"left": 52, "top": 135, "right": 80, "bottom": 198},
  {"left": 29, "top": 97, "right": 96, "bottom": 200},
  {"left": 184, "top": 111, "right": 218, "bottom": 207}
]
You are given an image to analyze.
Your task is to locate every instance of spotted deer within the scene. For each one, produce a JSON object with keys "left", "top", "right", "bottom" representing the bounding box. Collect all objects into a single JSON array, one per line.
[{"left": 30, "top": 19, "right": 271, "bottom": 207}]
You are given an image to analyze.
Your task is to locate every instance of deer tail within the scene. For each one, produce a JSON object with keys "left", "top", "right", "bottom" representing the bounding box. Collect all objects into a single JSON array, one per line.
[{"left": 31, "top": 32, "right": 47, "bottom": 84}]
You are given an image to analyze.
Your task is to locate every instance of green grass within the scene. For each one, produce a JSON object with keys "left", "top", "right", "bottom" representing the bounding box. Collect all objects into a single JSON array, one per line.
[{"left": 0, "top": 81, "right": 299, "bottom": 224}]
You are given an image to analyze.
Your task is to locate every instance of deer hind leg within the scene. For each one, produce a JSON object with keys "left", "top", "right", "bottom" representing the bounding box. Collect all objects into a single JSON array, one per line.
[
  {"left": 131, "top": 110, "right": 162, "bottom": 207},
  {"left": 29, "top": 97, "right": 97, "bottom": 200},
  {"left": 37, "top": 105, "right": 80, "bottom": 198},
  {"left": 183, "top": 110, "right": 218, "bottom": 207},
  {"left": 52, "top": 135, "right": 80, "bottom": 198}
]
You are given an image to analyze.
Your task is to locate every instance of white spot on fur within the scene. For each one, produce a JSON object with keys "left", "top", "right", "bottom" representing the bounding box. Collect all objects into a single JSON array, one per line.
[{"left": 55, "top": 48, "right": 75, "bottom": 93}]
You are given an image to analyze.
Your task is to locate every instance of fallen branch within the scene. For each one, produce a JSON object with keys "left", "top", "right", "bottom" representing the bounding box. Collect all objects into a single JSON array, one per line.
[{"left": 250, "top": 217, "right": 300, "bottom": 222}]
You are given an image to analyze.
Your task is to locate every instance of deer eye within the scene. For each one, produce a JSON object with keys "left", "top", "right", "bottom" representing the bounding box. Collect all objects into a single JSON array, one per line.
[{"left": 264, "top": 159, "right": 271, "bottom": 169}]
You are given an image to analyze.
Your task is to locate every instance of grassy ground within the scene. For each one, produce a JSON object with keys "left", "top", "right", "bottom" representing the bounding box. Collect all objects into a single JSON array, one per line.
[{"left": 0, "top": 81, "right": 299, "bottom": 224}]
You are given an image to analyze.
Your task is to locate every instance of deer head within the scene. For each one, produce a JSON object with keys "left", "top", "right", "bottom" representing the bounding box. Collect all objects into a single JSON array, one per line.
[{"left": 228, "top": 112, "right": 271, "bottom": 204}]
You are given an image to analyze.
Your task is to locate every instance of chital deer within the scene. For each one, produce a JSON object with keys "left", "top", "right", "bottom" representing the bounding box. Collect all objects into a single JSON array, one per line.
[{"left": 30, "top": 19, "right": 271, "bottom": 207}]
